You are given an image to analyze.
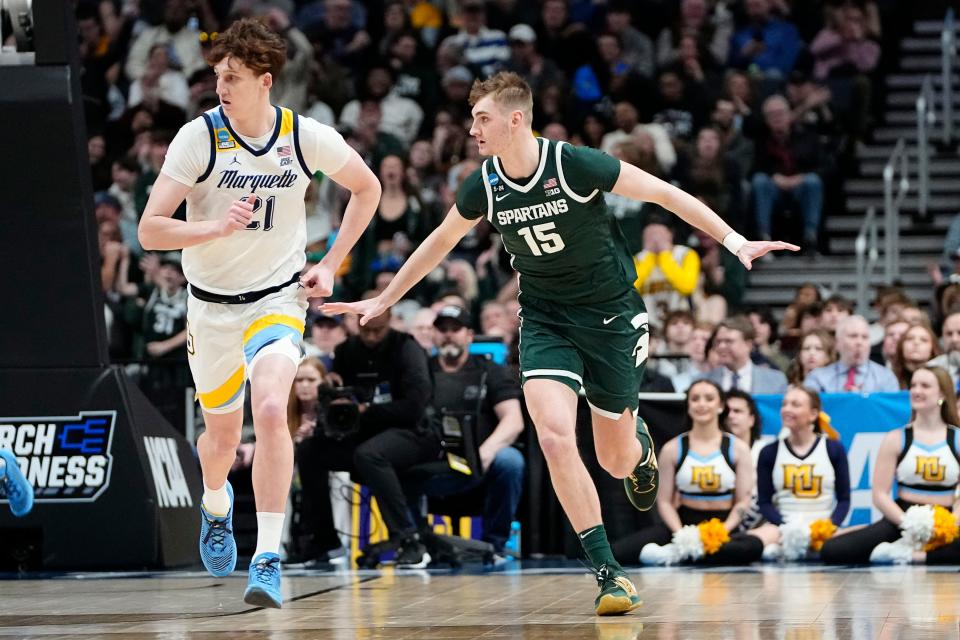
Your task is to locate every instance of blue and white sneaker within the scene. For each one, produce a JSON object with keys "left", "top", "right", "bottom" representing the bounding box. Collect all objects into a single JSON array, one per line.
[
  {"left": 244, "top": 552, "right": 283, "bottom": 608},
  {"left": 199, "top": 482, "right": 236, "bottom": 577},
  {"left": 0, "top": 450, "right": 33, "bottom": 517}
]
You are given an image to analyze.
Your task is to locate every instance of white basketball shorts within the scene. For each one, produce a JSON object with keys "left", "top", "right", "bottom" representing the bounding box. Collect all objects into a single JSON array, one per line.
[{"left": 186, "top": 282, "right": 307, "bottom": 414}]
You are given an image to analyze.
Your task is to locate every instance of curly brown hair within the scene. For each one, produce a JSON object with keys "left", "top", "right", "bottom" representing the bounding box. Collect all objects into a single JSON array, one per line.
[
  {"left": 208, "top": 18, "right": 287, "bottom": 78},
  {"left": 468, "top": 71, "right": 533, "bottom": 122}
]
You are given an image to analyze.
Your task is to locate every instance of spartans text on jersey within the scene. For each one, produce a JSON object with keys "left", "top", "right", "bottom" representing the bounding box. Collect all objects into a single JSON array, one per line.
[{"left": 497, "top": 198, "right": 568, "bottom": 226}]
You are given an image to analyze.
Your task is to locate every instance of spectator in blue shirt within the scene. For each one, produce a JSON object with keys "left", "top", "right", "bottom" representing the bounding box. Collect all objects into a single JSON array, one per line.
[
  {"left": 805, "top": 316, "right": 900, "bottom": 393},
  {"left": 449, "top": 0, "right": 510, "bottom": 78},
  {"left": 729, "top": 0, "right": 802, "bottom": 79}
]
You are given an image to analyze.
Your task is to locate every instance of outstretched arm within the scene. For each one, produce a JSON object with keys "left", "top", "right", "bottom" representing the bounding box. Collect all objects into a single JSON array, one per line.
[
  {"left": 611, "top": 161, "right": 798, "bottom": 269},
  {"left": 322, "top": 206, "right": 480, "bottom": 324}
]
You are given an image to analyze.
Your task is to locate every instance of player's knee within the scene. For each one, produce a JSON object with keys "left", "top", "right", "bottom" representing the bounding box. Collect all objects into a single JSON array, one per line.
[
  {"left": 252, "top": 395, "right": 287, "bottom": 430},
  {"left": 596, "top": 448, "right": 635, "bottom": 479},
  {"left": 536, "top": 426, "right": 576, "bottom": 460},
  {"left": 205, "top": 428, "right": 241, "bottom": 453}
]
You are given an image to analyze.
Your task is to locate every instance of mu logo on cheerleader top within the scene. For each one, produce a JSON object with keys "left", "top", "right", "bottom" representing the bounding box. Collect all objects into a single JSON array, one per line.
[
  {"left": 0, "top": 411, "right": 115, "bottom": 503},
  {"left": 915, "top": 455, "right": 947, "bottom": 482},
  {"left": 783, "top": 463, "right": 823, "bottom": 498},
  {"left": 691, "top": 465, "right": 722, "bottom": 492}
]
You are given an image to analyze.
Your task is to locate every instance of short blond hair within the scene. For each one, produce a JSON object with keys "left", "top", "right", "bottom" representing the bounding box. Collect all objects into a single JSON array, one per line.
[{"left": 469, "top": 71, "right": 533, "bottom": 123}]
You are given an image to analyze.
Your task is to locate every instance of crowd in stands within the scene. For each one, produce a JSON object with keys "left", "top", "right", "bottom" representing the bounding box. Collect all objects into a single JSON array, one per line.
[
  {"left": 70, "top": 0, "right": 960, "bottom": 565},
  {"left": 80, "top": 0, "right": 889, "bottom": 374}
]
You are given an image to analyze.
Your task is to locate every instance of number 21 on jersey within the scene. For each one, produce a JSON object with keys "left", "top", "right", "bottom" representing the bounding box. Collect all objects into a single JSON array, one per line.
[
  {"left": 517, "top": 222, "right": 565, "bottom": 256},
  {"left": 244, "top": 195, "right": 277, "bottom": 231}
]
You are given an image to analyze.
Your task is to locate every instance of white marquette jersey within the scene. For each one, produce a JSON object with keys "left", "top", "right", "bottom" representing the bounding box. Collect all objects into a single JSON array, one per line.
[
  {"left": 896, "top": 425, "right": 960, "bottom": 496},
  {"left": 770, "top": 436, "right": 836, "bottom": 523},
  {"left": 161, "top": 105, "right": 350, "bottom": 295},
  {"left": 674, "top": 433, "right": 738, "bottom": 502}
]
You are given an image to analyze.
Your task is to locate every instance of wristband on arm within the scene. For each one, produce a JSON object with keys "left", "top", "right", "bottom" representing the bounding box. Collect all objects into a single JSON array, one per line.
[{"left": 722, "top": 232, "right": 747, "bottom": 255}]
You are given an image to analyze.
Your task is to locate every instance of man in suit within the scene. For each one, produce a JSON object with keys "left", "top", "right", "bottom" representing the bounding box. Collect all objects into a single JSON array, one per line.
[
  {"left": 702, "top": 316, "right": 788, "bottom": 394},
  {"left": 805, "top": 315, "right": 900, "bottom": 393}
]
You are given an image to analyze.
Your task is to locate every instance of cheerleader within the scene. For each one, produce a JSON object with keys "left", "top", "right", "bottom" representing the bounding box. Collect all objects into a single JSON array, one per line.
[
  {"left": 613, "top": 380, "right": 762, "bottom": 565},
  {"left": 746, "top": 386, "right": 851, "bottom": 559},
  {"left": 820, "top": 366, "right": 960, "bottom": 564}
]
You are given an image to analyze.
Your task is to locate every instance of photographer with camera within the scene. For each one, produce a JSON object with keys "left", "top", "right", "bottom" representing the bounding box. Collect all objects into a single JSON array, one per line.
[
  {"left": 294, "top": 298, "right": 438, "bottom": 568},
  {"left": 406, "top": 305, "right": 525, "bottom": 557}
]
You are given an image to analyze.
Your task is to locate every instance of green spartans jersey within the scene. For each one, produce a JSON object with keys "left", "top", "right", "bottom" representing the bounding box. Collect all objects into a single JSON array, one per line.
[{"left": 456, "top": 138, "right": 636, "bottom": 304}]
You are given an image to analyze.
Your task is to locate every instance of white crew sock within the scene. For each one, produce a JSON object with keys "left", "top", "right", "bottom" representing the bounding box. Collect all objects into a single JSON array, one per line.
[
  {"left": 202, "top": 482, "right": 230, "bottom": 516},
  {"left": 254, "top": 512, "right": 286, "bottom": 558}
]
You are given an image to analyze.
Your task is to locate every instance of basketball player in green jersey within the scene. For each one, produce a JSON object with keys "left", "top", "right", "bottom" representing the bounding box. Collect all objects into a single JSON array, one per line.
[{"left": 323, "top": 72, "right": 797, "bottom": 615}]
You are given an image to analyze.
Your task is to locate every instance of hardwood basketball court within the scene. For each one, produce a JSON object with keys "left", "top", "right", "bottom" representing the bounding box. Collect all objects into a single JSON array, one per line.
[{"left": 0, "top": 564, "right": 957, "bottom": 638}]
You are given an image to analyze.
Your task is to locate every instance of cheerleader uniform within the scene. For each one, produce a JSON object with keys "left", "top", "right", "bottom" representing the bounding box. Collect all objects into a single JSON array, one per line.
[
  {"left": 613, "top": 433, "right": 762, "bottom": 564},
  {"left": 820, "top": 425, "right": 960, "bottom": 564},
  {"left": 756, "top": 434, "right": 850, "bottom": 527}
]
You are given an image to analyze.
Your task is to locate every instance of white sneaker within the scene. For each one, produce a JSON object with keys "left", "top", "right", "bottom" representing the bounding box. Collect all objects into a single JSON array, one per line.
[
  {"left": 488, "top": 553, "right": 515, "bottom": 567},
  {"left": 870, "top": 541, "right": 915, "bottom": 565},
  {"left": 762, "top": 543, "right": 783, "bottom": 561},
  {"left": 639, "top": 542, "right": 677, "bottom": 566}
]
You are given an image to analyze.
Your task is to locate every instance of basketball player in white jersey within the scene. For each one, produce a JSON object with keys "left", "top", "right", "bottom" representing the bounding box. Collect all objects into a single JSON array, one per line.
[{"left": 138, "top": 18, "right": 381, "bottom": 608}]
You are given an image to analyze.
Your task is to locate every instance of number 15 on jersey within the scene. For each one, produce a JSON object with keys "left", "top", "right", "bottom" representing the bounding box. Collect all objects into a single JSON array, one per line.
[{"left": 517, "top": 222, "right": 565, "bottom": 256}]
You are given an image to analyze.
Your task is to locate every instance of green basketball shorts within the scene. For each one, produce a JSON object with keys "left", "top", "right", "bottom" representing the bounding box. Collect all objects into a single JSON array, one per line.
[{"left": 518, "top": 291, "right": 649, "bottom": 419}]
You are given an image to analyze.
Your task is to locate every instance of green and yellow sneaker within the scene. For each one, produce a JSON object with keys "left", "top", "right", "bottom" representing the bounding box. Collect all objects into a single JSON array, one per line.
[
  {"left": 594, "top": 564, "right": 642, "bottom": 616},
  {"left": 624, "top": 417, "right": 658, "bottom": 511}
]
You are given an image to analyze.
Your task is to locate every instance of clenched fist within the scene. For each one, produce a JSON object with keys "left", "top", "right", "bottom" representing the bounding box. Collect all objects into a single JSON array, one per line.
[{"left": 217, "top": 194, "right": 256, "bottom": 237}]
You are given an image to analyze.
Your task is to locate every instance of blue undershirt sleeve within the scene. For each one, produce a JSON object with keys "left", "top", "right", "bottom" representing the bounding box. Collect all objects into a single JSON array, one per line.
[
  {"left": 827, "top": 439, "right": 851, "bottom": 525},
  {"left": 757, "top": 441, "right": 783, "bottom": 525}
]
